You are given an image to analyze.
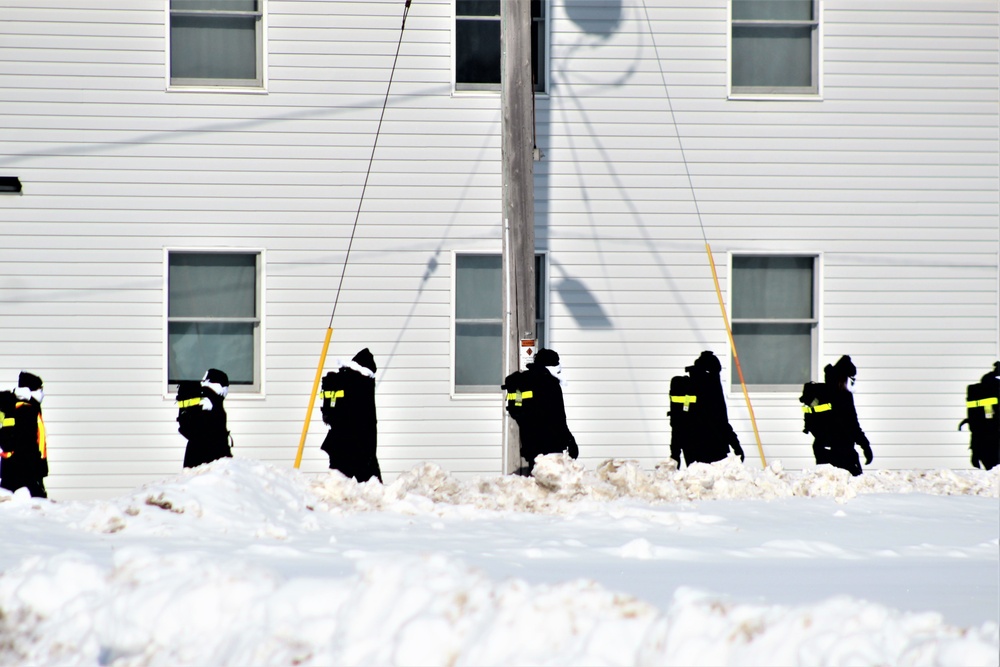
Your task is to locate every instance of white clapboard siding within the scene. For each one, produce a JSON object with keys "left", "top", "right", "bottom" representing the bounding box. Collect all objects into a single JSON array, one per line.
[{"left": 0, "top": 0, "right": 997, "bottom": 498}]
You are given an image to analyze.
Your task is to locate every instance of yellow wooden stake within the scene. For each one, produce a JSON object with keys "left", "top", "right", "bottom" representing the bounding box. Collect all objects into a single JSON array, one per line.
[
  {"left": 294, "top": 326, "right": 333, "bottom": 469},
  {"left": 705, "top": 243, "right": 767, "bottom": 467}
]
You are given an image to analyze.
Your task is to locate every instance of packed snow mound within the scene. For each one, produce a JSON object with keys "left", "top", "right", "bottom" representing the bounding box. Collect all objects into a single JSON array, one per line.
[
  {"left": 0, "top": 458, "right": 322, "bottom": 538},
  {"left": 308, "top": 453, "right": 1000, "bottom": 515},
  {"left": 10, "top": 456, "right": 994, "bottom": 536},
  {"left": 0, "top": 549, "right": 995, "bottom": 667}
]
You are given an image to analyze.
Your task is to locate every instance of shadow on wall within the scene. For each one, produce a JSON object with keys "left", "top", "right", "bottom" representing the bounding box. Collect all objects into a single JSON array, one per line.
[
  {"left": 554, "top": 275, "right": 613, "bottom": 329},
  {"left": 565, "top": 0, "right": 623, "bottom": 38}
]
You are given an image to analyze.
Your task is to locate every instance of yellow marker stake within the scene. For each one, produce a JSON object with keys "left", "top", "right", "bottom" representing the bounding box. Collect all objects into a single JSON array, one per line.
[
  {"left": 705, "top": 243, "right": 767, "bottom": 468},
  {"left": 294, "top": 326, "right": 333, "bottom": 469}
]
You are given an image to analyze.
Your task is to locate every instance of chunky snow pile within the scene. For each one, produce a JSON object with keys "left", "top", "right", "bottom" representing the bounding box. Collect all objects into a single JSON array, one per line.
[
  {"left": 0, "top": 457, "right": 996, "bottom": 666},
  {"left": 0, "top": 549, "right": 996, "bottom": 667},
  {"left": 309, "top": 453, "right": 1000, "bottom": 515}
]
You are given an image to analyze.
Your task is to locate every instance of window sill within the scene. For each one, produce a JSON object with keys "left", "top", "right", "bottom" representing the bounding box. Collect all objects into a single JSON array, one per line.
[
  {"left": 167, "top": 86, "right": 268, "bottom": 94},
  {"left": 452, "top": 89, "right": 549, "bottom": 99},
  {"left": 728, "top": 93, "right": 822, "bottom": 102},
  {"left": 451, "top": 389, "right": 502, "bottom": 400},
  {"left": 163, "top": 391, "right": 266, "bottom": 401}
]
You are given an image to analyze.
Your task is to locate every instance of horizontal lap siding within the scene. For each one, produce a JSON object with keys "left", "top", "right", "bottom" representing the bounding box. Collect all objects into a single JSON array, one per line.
[
  {"left": 543, "top": 0, "right": 999, "bottom": 471},
  {"left": 1, "top": 1, "right": 997, "bottom": 498},
  {"left": 0, "top": 0, "right": 507, "bottom": 499}
]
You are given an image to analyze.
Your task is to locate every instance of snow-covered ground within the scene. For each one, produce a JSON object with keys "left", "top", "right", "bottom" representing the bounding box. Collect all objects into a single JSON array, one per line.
[{"left": 0, "top": 454, "right": 997, "bottom": 666}]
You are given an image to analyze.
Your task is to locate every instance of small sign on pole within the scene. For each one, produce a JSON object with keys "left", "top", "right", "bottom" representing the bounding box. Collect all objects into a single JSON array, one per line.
[{"left": 520, "top": 338, "right": 536, "bottom": 371}]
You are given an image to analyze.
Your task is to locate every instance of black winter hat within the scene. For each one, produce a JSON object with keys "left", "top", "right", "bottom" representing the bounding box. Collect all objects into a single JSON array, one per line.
[
  {"left": 690, "top": 351, "right": 722, "bottom": 374},
  {"left": 825, "top": 355, "right": 857, "bottom": 383},
  {"left": 203, "top": 368, "right": 229, "bottom": 387},
  {"left": 352, "top": 348, "right": 377, "bottom": 373},
  {"left": 17, "top": 371, "right": 42, "bottom": 391},
  {"left": 834, "top": 355, "right": 857, "bottom": 378},
  {"left": 531, "top": 348, "right": 560, "bottom": 368}
]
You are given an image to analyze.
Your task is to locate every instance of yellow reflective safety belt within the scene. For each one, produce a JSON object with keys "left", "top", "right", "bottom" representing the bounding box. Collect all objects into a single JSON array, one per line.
[
  {"left": 177, "top": 398, "right": 201, "bottom": 409},
  {"left": 0, "top": 411, "right": 12, "bottom": 428},
  {"left": 506, "top": 389, "right": 533, "bottom": 407},
  {"left": 968, "top": 396, "right": 998, "bottom": 417},
  {"left": 670, "top": 394, "right": 697, "bottom": 411},
  {"left": 803, "top": 402, "right": 832, "bottom": 414},
  {"left": 322, "top": 389, "right": 345, "bottom": 405}
]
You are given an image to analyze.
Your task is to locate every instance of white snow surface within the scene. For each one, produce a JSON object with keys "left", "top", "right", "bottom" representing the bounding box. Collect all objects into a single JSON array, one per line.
[{"left": 0, "top": 454, "right": 996, "bottom": 666}]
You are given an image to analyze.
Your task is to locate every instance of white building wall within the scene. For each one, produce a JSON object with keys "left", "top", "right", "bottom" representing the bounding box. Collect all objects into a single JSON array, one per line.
[
  {"left": 0, "top": 0, "right": 996, "bottom": 498},
  {"left": 543, "top": 0, "right": 999, "bottom": 470}
]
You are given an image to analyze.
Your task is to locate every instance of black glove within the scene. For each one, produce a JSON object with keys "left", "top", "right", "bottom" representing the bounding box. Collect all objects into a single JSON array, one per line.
[
  {"left": 859, "top": 441, "right": 873, "bottom": 465},
  {"left": 972, "top": 455, "right": 982, "bottom": 469},
  {"left": 568, "top": 441, "right": 579, "bottom": 459},
  {"left": 731, "top": 442, "right": 745, "bottom": 462}
]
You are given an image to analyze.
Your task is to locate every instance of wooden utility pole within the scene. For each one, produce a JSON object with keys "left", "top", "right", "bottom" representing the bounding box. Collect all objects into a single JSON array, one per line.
[{"left": 501, "top": 0, "right": 535, "bottom": 474}]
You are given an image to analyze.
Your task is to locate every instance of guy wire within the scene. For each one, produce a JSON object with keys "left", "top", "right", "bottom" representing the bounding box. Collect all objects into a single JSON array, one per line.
[
  {"left": 639, "top": 1, "right": 767, "bottom": 466},
  {"left": 328, "top": 0, "right": 413, "bottom": 329}
]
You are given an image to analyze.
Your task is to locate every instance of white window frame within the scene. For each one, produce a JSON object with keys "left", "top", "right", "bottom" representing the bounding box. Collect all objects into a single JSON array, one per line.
[
  {"left": 728, "top": 0, "right": 823, "bottom": 100},
  {"left": 727, "top": 251, "right": 823, "bottom": 393},
  {"left": 451, "top": 250, "right": 548, "bottom": 397},
  {"left": 163, "top": 247, "right": 266, "bottom": 397},
  {"left": 166, "top": 0, "right": 268, "bottom": 91},
  {"left": 452, "top": 0, "right": 549, "bottom": 95}
]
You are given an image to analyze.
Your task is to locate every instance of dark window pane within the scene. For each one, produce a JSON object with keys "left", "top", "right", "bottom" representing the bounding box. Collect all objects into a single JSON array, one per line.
[
  {"left": 168, "top": 321, "right": 255, "bottom": 384},
  {"left": 169, "top": 253, "right": 256, "bottom": 318},
  {"left": 732, "top": 25, "right": 812, "bottom": 89},
  {"left": 455, "top": 322, "right": 503, "bottom": 387},
  {"left": 732, "top": 323, "right": 812, "bottom": 385},
  {"left": 456, "top": 255, "right": 502, "bottom": 319},
  {"left": 733, "top": 0, "right": 813, "bottom": 21},
  {"left": 732, "top": 256, "right": 813, "bottom": 320},
  {"left": 457, "top": 0, "right": 500, "bottom": 17},
  {"left": 456, "top": 19, "right": 501, "bottom": 86},
  {"left": 171, "top": 15, "right": 257, "bottom": 81},
  {"left": 172, "top": 0, "right": 258, "bottom": 11},
  {"left": 531, "top": 19, "right": 544, "bottom": 89}
]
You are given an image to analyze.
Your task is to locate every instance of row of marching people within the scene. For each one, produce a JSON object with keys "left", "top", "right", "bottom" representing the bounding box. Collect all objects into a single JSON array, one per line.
[
  {"left": 667, "top": 352, "right": 999, "bottom": 475},
  {"left": 5, "top": 349, "right": 993, "bottom": 497},
  {"left": 175, "top": 349, "right": 999, "bottom": 481},
  {"left": 175, "top": 351, "right": 383, "bottom": 483}
]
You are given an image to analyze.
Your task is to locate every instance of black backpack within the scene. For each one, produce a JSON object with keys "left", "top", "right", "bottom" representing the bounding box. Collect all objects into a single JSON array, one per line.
[
  {"left": 0, "top": 390, "right": 17, "bottom": 456},
  {"left": 321, "top": 370, "right": 348, "bottom": 427},
  {"left": 800, "top": 381, "right": 836, "bottom": 439},
  {"left": 960, "top": 362, "right": 1000, "bottom": 470}
]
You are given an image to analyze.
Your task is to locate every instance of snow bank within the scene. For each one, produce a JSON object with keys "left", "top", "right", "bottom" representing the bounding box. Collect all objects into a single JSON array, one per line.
[
  {"left": 0, "top": 458, "right": 996, "bottom": 666},
  {"left": 0, "top": 549, "right": 995, "bottom": 667},
  {"left": 30, "top": 454, "right": 995, "bottom": 535},
  {"left": 308, "top": 453, "right": 1000, "bottom": 515}
]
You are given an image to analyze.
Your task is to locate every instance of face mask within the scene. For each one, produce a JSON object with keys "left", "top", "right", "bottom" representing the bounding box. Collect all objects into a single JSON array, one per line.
[{"left": 14, "top": 387, "right": 43, "bottom": 403}]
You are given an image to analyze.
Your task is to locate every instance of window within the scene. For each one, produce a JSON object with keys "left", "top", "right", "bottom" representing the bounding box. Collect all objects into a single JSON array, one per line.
[
  {"left": 169, "top": 0, "right": 263, "bottom": 87},
  {"left": 731, "top": 255, "right": 817, "bottom": 389},
  {"left": 455, "top": 254, "right": 545, "bottom": 393},
  {"left": 731, "top": 0, "right": 818, "bottom": 95},
  {"left": 455, "top": 0, "right": 546, "bottom": 92},
  {"left": 167, "top": 251, "right": 262, "bottom": 392}
]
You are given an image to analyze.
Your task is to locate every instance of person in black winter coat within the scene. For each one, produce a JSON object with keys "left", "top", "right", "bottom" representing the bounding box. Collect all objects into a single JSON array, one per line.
[
  {"left": 320, "top": 348, "right": 382, "bottom": 483},
  {"left": 814, "top": 355, "right": 872, "bottom": 476},
  {"left": 0, "top": 372, "right": 49, "bottom": 498},
  {"left": 959, "top": 361, "right": 999, "bottom": 471},
  {"left": 670, "top": 351, "right": 744, "bottom": 467},
  {"left": 178, "top": 368, "right": 233, "bottom": 468},
  {"left": 503, "top": 348, "right": 578, "bottom": 475}
]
